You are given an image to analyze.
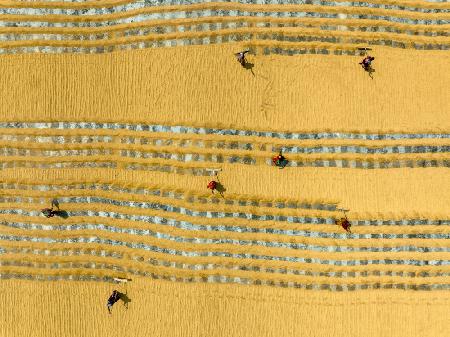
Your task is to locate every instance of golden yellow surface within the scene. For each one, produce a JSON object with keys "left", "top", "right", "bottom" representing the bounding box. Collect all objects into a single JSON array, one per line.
[
  {"left": 0, "top": 45, "right": 449, "bottom": 133},
  {"left": 0, "top": 42, "right": 449, "bottom": 337},
  {"left": 1, "top": 278, "right": 450, "bottom": 337}
]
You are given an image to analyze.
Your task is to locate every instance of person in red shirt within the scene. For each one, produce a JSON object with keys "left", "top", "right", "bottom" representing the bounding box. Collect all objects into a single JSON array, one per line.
[
  {"left": 272, "top": 153, "right": 288, "bottom": 169},
  {"left": 207, "top": 180, "right": 218, "bottom": 193},
  {"left": 207, "top": 169, "right": 225, "bottom": 197},
  {"left": 207, "top": 179, "right": 225, "bottom": 197}
]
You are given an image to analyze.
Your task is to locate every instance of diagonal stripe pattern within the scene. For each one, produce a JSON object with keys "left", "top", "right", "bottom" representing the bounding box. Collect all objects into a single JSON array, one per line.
[{"left": 0, "top": 177, "right": 450, "bottom": 291}]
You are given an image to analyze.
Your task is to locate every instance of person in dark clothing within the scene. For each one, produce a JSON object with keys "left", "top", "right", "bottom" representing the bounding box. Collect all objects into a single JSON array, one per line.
[
  {"left": 336, "top": 217, "right": 352, "bottom": 233},
  {"left": 107, "top": 290, "right": 121, "bottom": 314},
  {"left": 41, "top": 208, "right": 57, "bottom": 218},
  {"left": 41, "top": 199, "right": 60, "bottom": 218},
  {"left": 359, "top": 56, "right": 374, "bottom": 71},
  {"left": 235, "top": 50, "right": 249, "bottom": 67}
]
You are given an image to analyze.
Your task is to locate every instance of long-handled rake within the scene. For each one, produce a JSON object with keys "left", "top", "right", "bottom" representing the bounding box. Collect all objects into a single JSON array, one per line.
[{"left": 357, "top": 47, "right": 372, "bottom": 56}]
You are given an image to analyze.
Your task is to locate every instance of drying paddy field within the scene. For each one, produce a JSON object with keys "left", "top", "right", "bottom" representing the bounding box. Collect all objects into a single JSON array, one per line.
[{"left": 0, "top": 1, "right": 449, "bottom": 336}]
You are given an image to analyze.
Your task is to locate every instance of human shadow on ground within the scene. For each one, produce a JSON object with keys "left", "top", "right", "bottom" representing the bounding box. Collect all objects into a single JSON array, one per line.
[
  {"left": 118, "top": 291, "right": 132, "bottom": 309},
  {"left": 54, "top": 210, "right": 69, "bottom": 219},
  {"left": 243, "top": 62, "right": 255, "bottom": 76},
  {"left": 364, "top": 66, "right": 375, "bottom": 79},
  {"left": 278, "top": 159, "right": 289, "bottom": 169},
  {"left": 214, "top": 182, "right": 227, "bottom": 197}
]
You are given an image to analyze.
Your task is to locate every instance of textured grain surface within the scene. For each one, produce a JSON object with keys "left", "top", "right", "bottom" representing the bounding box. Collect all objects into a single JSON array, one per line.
[
  {"left": 0, "top": 45, "right": 449, "bottom": 132},
  {"left": 0, "top": 1, "right": 450, "bottom": 336},
  {"left": 1, "top": 278, "right": 450, "bottom": 337}
]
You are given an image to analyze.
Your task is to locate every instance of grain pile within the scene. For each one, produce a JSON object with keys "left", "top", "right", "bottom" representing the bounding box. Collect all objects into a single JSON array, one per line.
[{"left": 0, "top": 1, "right": 449, "bottom": 336}]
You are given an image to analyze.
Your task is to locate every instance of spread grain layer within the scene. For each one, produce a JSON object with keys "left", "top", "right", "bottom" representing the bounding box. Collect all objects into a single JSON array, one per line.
[{"left": 0, "top": 0, "right": 449, "bottom": 336}]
